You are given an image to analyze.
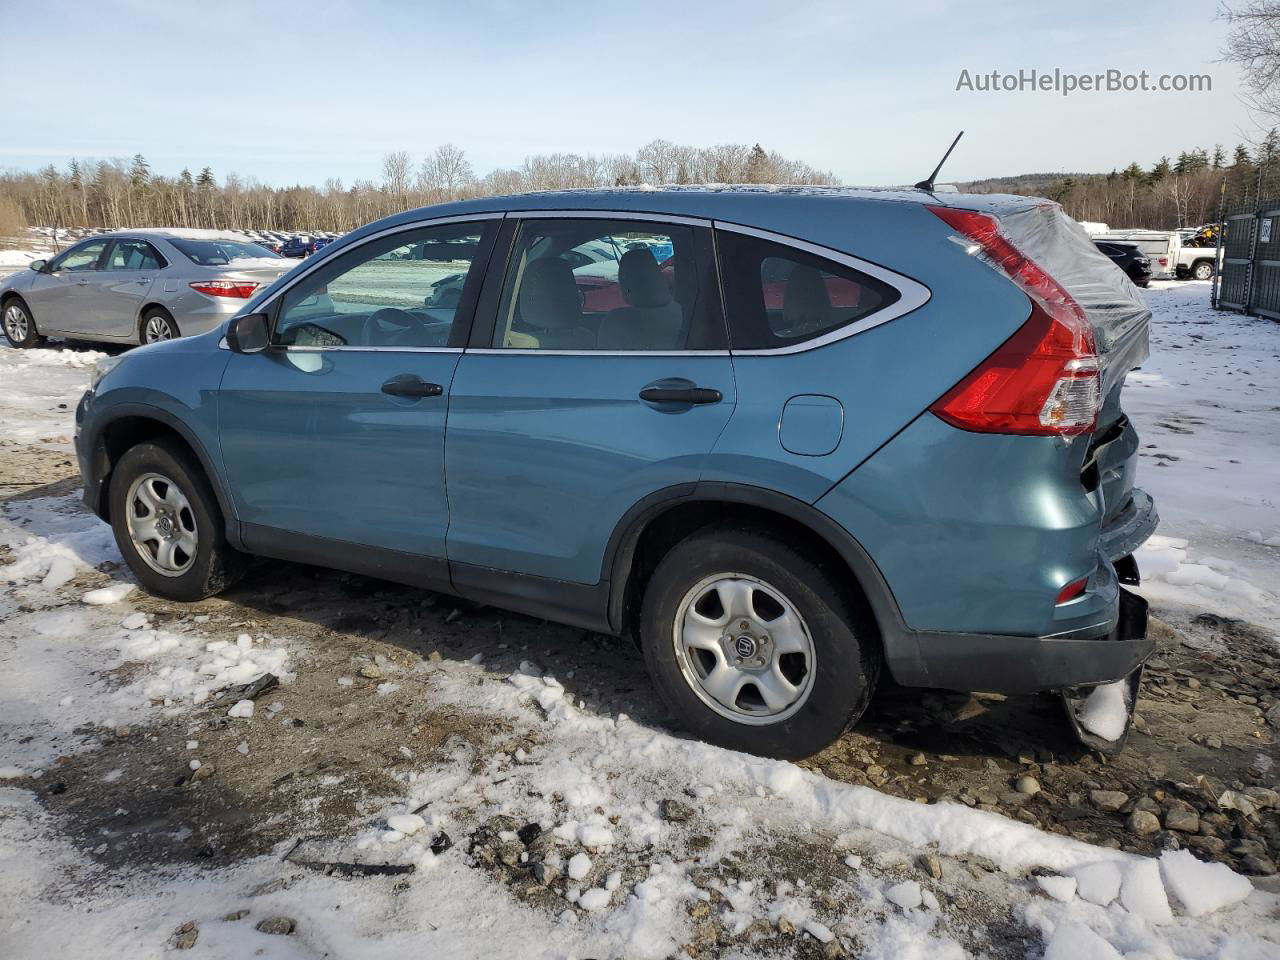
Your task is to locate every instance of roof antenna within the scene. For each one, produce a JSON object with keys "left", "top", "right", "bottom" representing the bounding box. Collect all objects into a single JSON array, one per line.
[{"left": 914, "top": 131, "right": 964, "bottom": 192}]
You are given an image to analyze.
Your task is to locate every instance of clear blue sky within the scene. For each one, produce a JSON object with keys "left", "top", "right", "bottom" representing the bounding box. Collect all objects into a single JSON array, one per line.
[{"left": 0, "top": 0, "right": 1257, "bottom": 187}]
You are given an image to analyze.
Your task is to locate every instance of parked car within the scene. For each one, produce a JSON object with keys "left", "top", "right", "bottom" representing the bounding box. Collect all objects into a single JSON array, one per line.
[
  {"left": 281, "top": 235, "right": 332, "bottom": 258},
  {"left": 74, "top": 188, "right": 1157, "bottom": 759},
  {"left": 1, "top": 230, "right": 295, "bottom": 347},
  {"left": 1092, "top": 229, "right": 1180, "bottom": 280},
  {"left": 1094, "top": 241, "right": 1151, "bottom": 287}
]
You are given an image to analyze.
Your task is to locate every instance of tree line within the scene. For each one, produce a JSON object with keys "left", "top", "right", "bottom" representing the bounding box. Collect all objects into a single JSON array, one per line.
[
  {"left": 0, "top": 141, "right": 836, "bottom": 237},
  {"left": 966, "top": 139, "right": 1280, "bottom": 229}
]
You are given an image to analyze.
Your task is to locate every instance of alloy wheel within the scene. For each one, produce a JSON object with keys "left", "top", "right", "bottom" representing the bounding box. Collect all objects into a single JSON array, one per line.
[
  {"left": 144, "top": 315, "right": 175, "bottom": 343},
  {"left": 672, "top": 573, "right": 816, "bottom": 724},
  {"left": 125, "top": 472, "right": 198, "bottom": 576},
  {"left": 4, "top": 305, "right": 29, "bottom": 343}
]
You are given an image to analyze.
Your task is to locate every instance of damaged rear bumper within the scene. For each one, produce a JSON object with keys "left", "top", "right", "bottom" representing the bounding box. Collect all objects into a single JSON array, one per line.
[{"left": 887, "top": 584, "right": 1151, "bottom": 695}]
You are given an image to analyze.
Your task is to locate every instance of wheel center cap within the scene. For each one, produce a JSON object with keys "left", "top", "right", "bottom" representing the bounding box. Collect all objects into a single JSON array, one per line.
[
  {"left": 156, "top": 515, "right": 175, "bottom": 539},
  {"left": 734, "top": 635, "right": 758, "bottom": 659}
]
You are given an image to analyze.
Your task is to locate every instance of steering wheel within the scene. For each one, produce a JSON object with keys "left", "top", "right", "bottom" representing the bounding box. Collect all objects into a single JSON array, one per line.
[{"left": 363, "top": 308, "right": 431, "bottom": 346}]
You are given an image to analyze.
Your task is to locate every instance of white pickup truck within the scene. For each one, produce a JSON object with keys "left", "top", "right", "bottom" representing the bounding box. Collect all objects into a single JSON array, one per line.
[{"left": 1174, "top": 243, "right": 1221, "bottom": 281}]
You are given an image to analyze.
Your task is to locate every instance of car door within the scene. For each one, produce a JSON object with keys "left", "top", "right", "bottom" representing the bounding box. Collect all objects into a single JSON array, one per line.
[
  {"left": 445, "top": 213, "right": 735, "bottom": 603},
  {"left": 85, "top": 238, "right": 163, "bottom": 338},
  {"left": 217, "top": 216, "right": 500, "bottom": 582},
  {"left": 25, "top": 239, "right": 109, "bottom": 334}
]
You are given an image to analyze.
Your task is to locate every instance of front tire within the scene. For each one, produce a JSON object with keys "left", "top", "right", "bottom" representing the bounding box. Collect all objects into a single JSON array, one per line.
[
  {"left": 140, "top": 308, "right": 179, "bottom": 344},
  {"left": 108, "top": 439, "right": 244, "bottom": 601},
  {"left": 640, "top": 526, "right": 879, "bottom": 759},
  {"left": 3, "top": 298, "right": 45, "bottom": 348}
]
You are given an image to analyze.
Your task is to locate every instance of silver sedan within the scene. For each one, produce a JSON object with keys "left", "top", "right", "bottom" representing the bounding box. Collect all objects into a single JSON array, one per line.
[{"left": 1, "top": 230, "right": 297, "bottom": 348}]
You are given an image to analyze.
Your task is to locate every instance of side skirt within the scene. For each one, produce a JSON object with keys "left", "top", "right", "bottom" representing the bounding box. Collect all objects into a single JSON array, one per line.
[{"left": 239, "top": 523, "right": 613, "bottom": 634}]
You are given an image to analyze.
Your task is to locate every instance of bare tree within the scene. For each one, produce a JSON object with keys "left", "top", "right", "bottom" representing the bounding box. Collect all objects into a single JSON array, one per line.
[
  {"left": 636, "top": 139, "right": 678, "bottom": 184},
  {"left": 1221, "top": 1, "right": 1280, "bottom": 121},
  {"left": 381, "top": 151, "right": 413, "bottom": 202},
  {"left": 420, "top": 144, "right": 474, "bottom": 200}
]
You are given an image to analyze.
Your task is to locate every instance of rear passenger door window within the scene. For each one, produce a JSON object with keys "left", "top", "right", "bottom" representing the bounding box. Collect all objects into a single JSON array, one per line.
[
  {"left": 716, "top": 229, "right": 902, "bottom": 350},
  {"left": 491, "top": 218, "right": 725, "bottom": 351},
  {"left": 106, "top": 239, "right": 164, "bottom": 271}
]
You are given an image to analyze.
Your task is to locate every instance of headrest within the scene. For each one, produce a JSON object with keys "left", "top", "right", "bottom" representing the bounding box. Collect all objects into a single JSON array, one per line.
[
  {"left": 519, "top": 257, "right": 582, "bottom": 329},
  {"left": 618, "top": 248, "right": 672, "bottom": 309},
  {"left": 782, "top": 264, "right": 832, "bottom": 328}
]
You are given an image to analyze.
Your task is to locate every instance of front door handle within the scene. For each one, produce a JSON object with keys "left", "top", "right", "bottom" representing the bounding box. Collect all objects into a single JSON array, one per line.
[
  {"left": 639, "top": 382, "right": 722, "bottom": 405},
  {"left": 381, "top": 375, "right": 443, "bottom": 398}
]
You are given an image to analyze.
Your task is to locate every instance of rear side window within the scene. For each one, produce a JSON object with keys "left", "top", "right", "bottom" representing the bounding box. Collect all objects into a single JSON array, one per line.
[{"left": 717, "top": 230, "right": 901, "bottom": 350}]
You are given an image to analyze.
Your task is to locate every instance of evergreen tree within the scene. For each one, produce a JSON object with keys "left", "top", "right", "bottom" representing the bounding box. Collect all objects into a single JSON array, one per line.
[
  {"left": 179, "top": 168, "right": 194, "bottom": 189},
  {"left": 1233, "top": 143, "right": 1253, "bottom": 167},
  {"left": 197, "top": 167, "right": 216, "bottom": 189},
  {"left": 1148, "top": 157, "right": 1172, "bottom": 183},
  {"left": 1211, "top": 144, "right": 1226, "bottom": 169},
  {"left": 129, "top": 154, "right": 151, "bottom": 187},
  {"left": 1255, "top": 128, "right": 1280, "bottom": 164},
  {"left": 744, "top": 144, "right": 769, "bottom": 183}
]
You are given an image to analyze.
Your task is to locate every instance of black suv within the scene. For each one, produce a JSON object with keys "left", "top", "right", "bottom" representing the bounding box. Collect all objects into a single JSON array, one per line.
[{"left": 1095, "top": 241, "right": 1151, "bottom": 288}]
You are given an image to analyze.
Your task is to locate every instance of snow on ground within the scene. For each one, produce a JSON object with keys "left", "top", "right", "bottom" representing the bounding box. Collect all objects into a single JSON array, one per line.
[
  {"left": 0, "top": 279, "right": 1277, "bottom": 958},
  {"left": 1124, "top": 281, "right": 1280, "bottom": 633},
  {"left": 0, "top": 341, "right": 105, "bottom": 447}
]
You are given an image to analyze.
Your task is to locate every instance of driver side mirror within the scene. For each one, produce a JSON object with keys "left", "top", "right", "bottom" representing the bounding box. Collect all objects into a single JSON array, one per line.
[
  {"left": 29, "top": 259, "right": 47, "bottom": 273},
  {"left": 226, "top": 312, "right": 270, "bottom": 354}
]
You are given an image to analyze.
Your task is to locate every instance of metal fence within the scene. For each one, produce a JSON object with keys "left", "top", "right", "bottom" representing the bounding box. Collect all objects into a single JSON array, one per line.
[{"left": 1213, "top": 158, "right": 1280, "bottom": 319}]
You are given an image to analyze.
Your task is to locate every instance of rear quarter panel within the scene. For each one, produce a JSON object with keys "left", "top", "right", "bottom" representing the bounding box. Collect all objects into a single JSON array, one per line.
[{"left": 704, "top": 199, "right": 1034, "bottom": 502}]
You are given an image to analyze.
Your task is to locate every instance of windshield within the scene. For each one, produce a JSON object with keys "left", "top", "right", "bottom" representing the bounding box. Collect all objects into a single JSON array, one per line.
[{"left": 170, "top": 238, "right": 282, "bottom": 265}]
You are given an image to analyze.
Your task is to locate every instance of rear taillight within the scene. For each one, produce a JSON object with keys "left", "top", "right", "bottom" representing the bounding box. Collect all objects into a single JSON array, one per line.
[
  {"left": 926, "top": 206, "right": 1100, "bottom": 437},
  {"left": 190, "top": 280, "right": 259, "bottom": 299},
  {"left": 1158, "top": 257, "right": 1168, "bottom": 266}
]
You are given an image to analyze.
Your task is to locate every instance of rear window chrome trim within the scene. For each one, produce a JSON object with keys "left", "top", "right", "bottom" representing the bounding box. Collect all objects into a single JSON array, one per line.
[
  {"left": 712, "top": 221, "right": 932, "bottom": 356},
  {"left": 247, "top": 212, "right": 506, "bottom": 314}
]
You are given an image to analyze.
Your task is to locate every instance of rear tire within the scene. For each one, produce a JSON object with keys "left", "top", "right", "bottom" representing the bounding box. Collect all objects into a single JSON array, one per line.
[
  {"left": 639, "top": 526, "right": 879, "bottom": 759},
  {"left": 108, "top": 439, "right": 244, "bottom": 601},
  {"left": 140, "top": 308, "right": 179, "bottom": 344},
  {"left": 1192, "top": 260, "right": 1215, "bottom": 281},
  {"left": 3, "top": 298, "right": 45, "bottom": 348}
]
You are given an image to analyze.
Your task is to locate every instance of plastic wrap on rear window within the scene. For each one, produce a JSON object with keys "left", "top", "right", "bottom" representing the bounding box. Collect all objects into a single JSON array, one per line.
[{"left": 994, "top": 203, "right": 1151, "bottom": 398}]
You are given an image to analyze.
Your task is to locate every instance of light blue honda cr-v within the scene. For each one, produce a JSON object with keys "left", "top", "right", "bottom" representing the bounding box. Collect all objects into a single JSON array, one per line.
[{"left": 71, "top": 187, "right": 1157, "bottom": 758}]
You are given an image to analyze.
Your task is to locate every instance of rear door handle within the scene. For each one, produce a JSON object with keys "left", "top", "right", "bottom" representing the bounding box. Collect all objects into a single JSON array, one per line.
[
  {"left": 381, "top": 375, "right": 443, "bottom": 398},
  {"left": 639, "top": 383, "right": 722, "bottom": 405}
]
